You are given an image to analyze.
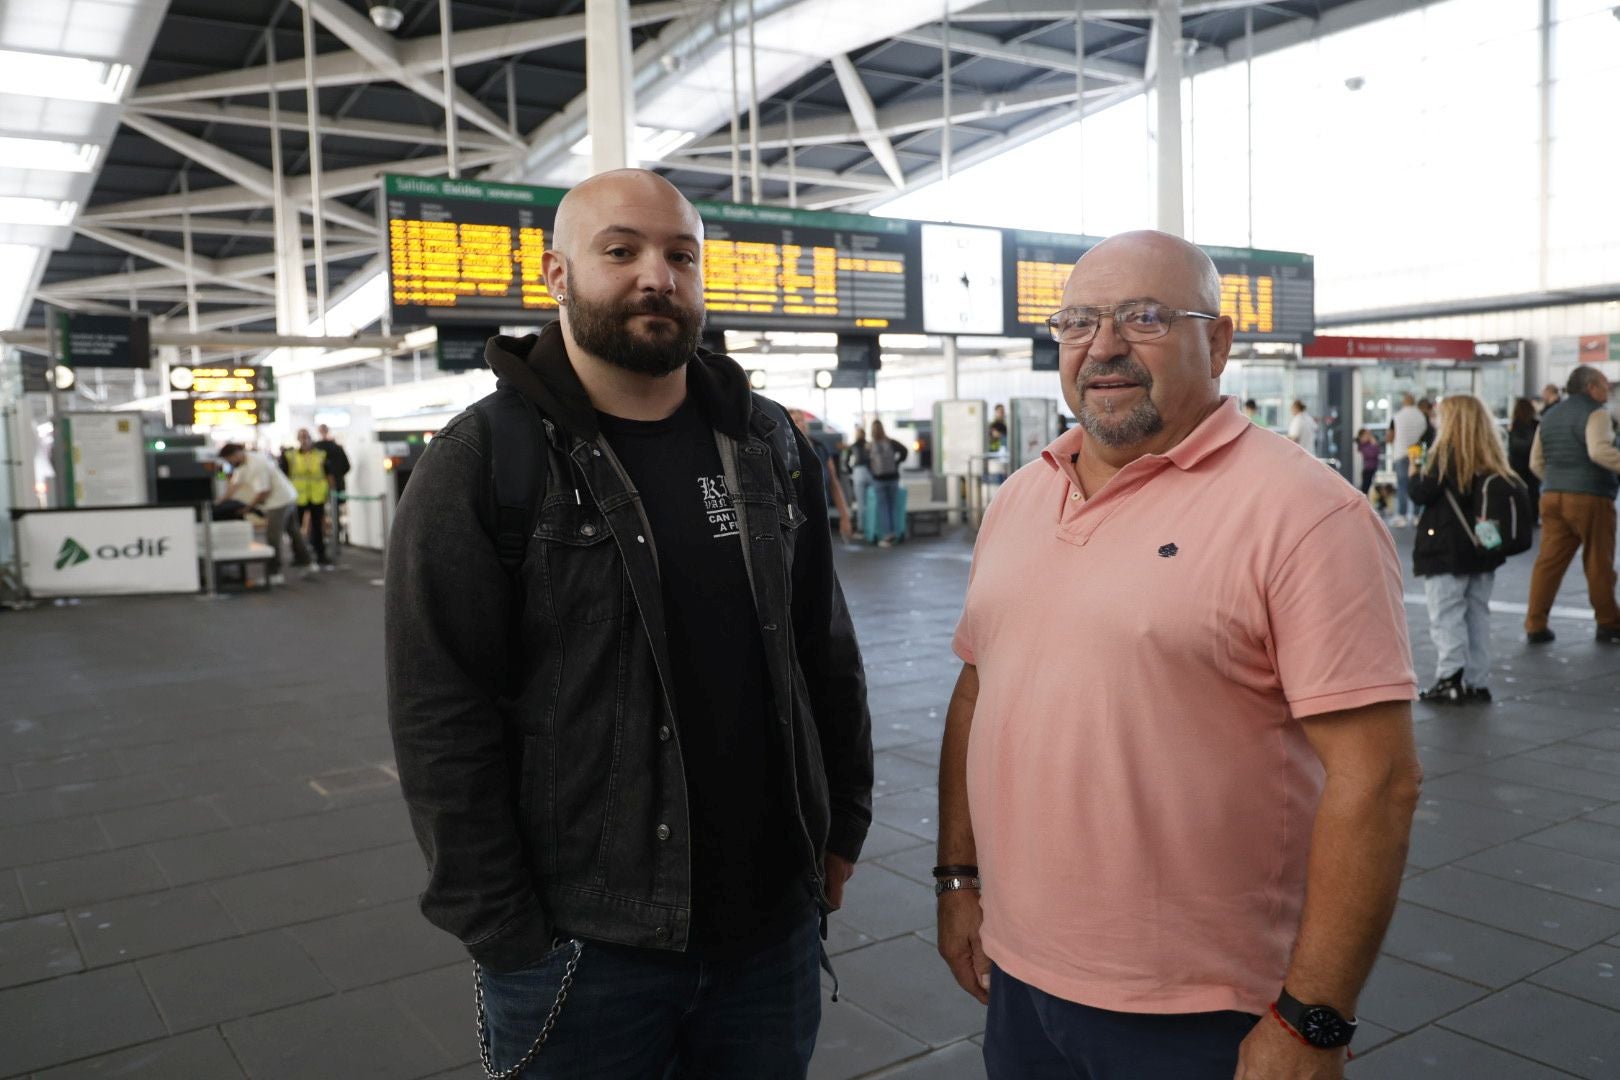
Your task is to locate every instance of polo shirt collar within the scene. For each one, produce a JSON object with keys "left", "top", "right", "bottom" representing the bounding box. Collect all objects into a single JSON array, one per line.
[{"left": 1041, "top": 396, "right": 1249, "bottom": 473}]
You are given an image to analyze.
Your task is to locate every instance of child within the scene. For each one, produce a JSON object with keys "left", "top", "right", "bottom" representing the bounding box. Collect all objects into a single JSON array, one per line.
[
  {"left": 1408, "top": 395, "right": 1524, "bottom": 704},
  {"left": 1354, "top": 428, "right": 1382, "bottom": 498}
]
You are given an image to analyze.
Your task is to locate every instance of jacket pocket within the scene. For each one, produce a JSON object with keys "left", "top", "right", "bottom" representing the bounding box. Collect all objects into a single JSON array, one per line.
[{"left": 536, "top": 501, "right": 621, "bottom": 625}]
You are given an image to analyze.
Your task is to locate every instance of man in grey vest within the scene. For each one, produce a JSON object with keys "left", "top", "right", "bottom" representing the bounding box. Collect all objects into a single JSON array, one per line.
[{"left": 1525, "top": 365, "right": 1620, "bottom": 643}]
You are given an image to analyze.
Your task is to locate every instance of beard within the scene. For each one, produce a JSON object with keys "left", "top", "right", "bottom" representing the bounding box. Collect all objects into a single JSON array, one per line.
[
  {"left": 563, "top": 274, "right": 705, "bottom": 377},
  {"left": 1073, "top": 357, "right": 1164, "bottom": 447}
]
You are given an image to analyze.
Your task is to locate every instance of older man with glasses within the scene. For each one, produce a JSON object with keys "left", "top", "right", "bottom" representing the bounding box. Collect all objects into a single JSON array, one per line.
[{"left": 934, "top": 230, "right": 1421, "bottom": 1080}]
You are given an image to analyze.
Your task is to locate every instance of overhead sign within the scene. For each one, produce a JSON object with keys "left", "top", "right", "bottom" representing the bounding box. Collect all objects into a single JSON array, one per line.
[
  {"left": 16, "top": 506, "right": 200, "bottom": 597},
  {"left": 1473, "top": 339, "right": 1524, "bottom": 361},
  {"left": 169, "top": 365, "right": 268, "bottom": 429},
  {"left": 1303, "top": 336, "right": 1476, "bottom": 362},
  {"left": 1003, "top": 231, "right": 1316, "bottom": 343},
  {"left": 435, "top": 324, "right": 497, "bottom": 371},
  {"left": 383, "top": 174, "right": 924, "bottom": 333},
  {"left": 57, "top": 312, "right": 152, "bottom": 369}
]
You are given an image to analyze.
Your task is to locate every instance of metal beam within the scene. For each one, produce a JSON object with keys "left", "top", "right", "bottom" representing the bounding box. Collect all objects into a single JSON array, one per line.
[
  {"left": 954, "top": 0, "right": 1269, "bottom": 18},
  {"left": 656, "top": 155, "right": 895, "bottom": 193},
  {"left": 0, "top": 328, "right": 406, "bottom": 350},
  {"left": 132, "top": 5, "right": 685, "bottom": 106},
  {"left": 192, "top": 307, "right": 282, "bottom": 332},
  {"left": 127, "top": 101, "right": 511, "bottom": 152},
  {"left": 896, "top": 25, "right": 1141, "bottom": 83},
  {"left": 831, "top": 55, "right": 906, "bottom": 188},
  {"left": 291, "top": 0, "right": 523, "bottom": 149},
  {"left": 76, "top": 213, "right": 372, "bottom": 244},
  {"left": 46, "top": 242, "right": 377, "bottom": 300}
]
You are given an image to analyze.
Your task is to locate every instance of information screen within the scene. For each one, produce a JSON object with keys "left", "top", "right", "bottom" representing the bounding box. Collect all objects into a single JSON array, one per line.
[
  {"left": 694, "top": 202, "right": 921, "bottom": 332},
  {"left": 384, "top": 175, "right": 924, "bottom": 333},
  {"left": 169, "top": 365, "right": 267, "bottom": 429},
  {"left": 1003, "top": 231, "right": 1316, "bottom": 343}
]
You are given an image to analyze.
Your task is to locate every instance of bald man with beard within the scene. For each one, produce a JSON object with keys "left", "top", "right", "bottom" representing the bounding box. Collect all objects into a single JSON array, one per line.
[
  {"left": 386, "top": 170, "right": 872, "bottom": 1077},
  {"left": 935, "top": 232, "right": 1421, "bottom": 1080}
]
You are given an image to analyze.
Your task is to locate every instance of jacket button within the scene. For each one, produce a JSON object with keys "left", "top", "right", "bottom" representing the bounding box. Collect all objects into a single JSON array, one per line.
[
  {"left": 763, "top": 623, "right": 778, "bottom": 631},
  {"left": 656, "top": 824, "right": 670, "bottom": 840},
  {"left": 636, "top": 535, "right": 646, "bottom": 544},
  {"left": 654, "top": 926, "right": 669, "bottom": 943},
  {"left": 658, "top": 725, "right": 671, "bottom": 741},
  {"left": 580, "top": 523, "right": 596, "bottom": 537}
]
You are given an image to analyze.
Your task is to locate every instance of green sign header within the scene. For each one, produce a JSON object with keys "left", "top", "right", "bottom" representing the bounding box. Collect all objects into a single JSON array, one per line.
[{"left": 385, "top": 174, "right": 568, "bottom": 207}]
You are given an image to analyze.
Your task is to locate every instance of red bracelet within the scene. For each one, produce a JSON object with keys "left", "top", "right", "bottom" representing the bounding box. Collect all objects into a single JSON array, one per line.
[{"left": 1268, "top": 1003, "right": 1353, "bottom": 1060}]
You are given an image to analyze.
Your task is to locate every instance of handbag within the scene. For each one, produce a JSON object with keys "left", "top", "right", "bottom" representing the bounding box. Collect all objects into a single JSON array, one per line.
[{"left": 1443, "top": 486, "right": 1500, "bottom": 551}]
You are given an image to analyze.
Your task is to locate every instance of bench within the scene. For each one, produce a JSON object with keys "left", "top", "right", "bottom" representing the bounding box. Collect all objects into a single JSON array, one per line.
[
  {"left": 902, "top": 476, "right": 949, "bottom": 536},
  {"left": 196, "top": 520, "right": 277, "bottom": 588}
]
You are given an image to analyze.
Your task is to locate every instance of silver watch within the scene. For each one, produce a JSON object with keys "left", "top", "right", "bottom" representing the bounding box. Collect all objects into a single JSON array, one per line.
[{"left": 934, "top": 875, "right": 982, "bottom": 897}]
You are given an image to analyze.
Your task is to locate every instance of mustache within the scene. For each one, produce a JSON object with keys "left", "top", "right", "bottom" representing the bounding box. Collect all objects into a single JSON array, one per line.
[
  {"left": 1078, "top": 358, "right": 1154, "bottom": 389},
  {"left": 627, "top": 294, "right": 690, "bottom": 319}
]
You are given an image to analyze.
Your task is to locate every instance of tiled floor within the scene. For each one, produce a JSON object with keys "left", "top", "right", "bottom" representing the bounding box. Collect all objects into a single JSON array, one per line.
[{"left": 1, "top": 519, "right": 1618, "bottom": 1078}]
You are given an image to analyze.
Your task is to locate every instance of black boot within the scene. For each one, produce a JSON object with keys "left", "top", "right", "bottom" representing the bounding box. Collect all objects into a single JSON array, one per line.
[
  {"left": 1462, "top": 684, "right": 1492, "bottom": 704},
  {"left": 1420, "top": 670, "right": 1466, "bottom": 705}
]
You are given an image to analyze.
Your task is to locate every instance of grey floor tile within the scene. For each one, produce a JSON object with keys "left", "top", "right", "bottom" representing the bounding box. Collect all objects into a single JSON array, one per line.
[
  {"left": 1569, "top": 727, "right": 1620, "bottom": 752},
  {"left": 0, "top": 868, "right": 26, "bottom": 921},
  {"left": 0, "top": 815, "right": 108, "bottom": 870},
  {"left": 825, "top": 917, "right": 878, "bottom": 957},
  {"left": 1526, "top": 743, "right": 1620, "bottom": 777},
  {"left": 871, "top": 753, "right": 940, "bottom": 797},
  {"left": 144, "top": 824, "right": 298, "bottom": 886},
  {"left": 1402, "top": 866, "right": 1620, "bottom": 949},
  {"left": 209, "top": 843, "right": 423, "bottom": 933},
  {"left": 1440, "top": 982, "right": 1620, "bottom": 1079},
  {"left": 262, "top": 799, "right": 415, "bottom": 861},
  {"left": 857, "top": 822, "right": 933, "bottom": 861},
  {"left": 31, "top": 1028, "right": 247, "bottom": 1079},
  {"left": 888, "top": 741, "right": 941, "bottom": 768},
  {"left": 1348, "top": 1025, "right": 1573, "bottom": 1079},
  {"left": 1380, "top": 903, "right": 1571, "bottom": 988},
  {"left": 0, "top": 912, "right": 84, "bottom": 989},
  {"left": 809, "top": 998, "right": 928, "bottom": 1080},
  {"left": 286, "top": 899, "right": 465, "bottom": 991},
  {"left": 1356, "top": 956, "right": 1490, "bottom": 1033},
  {"left": 1415, "top": 746, "right": 1490, "bottom": 777},
  {"left": 138, "top": 930, "right": 333, "bottom": 1032},
  {"left": 1526, "top": 943, "right": 1620, "bottom": 1011},
  {"left": 51, "top": 773, "right": 177, "bottom": 819},
  {"left": 874, "top": 844, "right": 936, "bottom": 887},
  {"left": 1422, "top": 771, "right": 1603, "bottom": 821},
  {"left": 70, "top": 884, "right": 243, "bottom": 967},
  {"left": 0, "top": 963, "right": 166, "bottom": 1074},
  {"left": 1522, "top": 819, "right": 1620, "bottom": 867},
  {"left": 1413, "top": 795, "right": 1557, "bottom": 846},
  {"left": 11, "top": 750, "right": 126, "bottom": 791},
  {"left": 221, "top": 982, "right": 455, "bottom": 1080},
  {"left": 831, "top": 936, "right": 986, "bottom": 1048},
  {"left": 98, "top": 797, "right": 231, "bottom": 847},
  {"left": 1406, "top": 827, "right": 1498, "bottom": 870},
  {"left": 1459, "top": 841, "right": 1620, "bottom": 909},
  {"left": 18, "top": 847, "right": 169, "bottom": 913},
  {"left": 1475, "top": 757, "right": 1620, "bottom": 802},
  {"left": 200, "top": 781, "right": 336, "bottom": 827},
  {"left": 862, "top": 1039, "right": 984, "bottom": 1079},
  {"left": 870, "top": 789, "right": 939, "bottom": 844},
  {"left": 836, "top": 865, "right": 935, "bottom": 942},
  {"left": 384, "top": 962, "right": 477, "bottom": 1067}
]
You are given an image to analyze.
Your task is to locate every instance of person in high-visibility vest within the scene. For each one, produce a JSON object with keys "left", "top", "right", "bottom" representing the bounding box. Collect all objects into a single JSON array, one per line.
[{"left": 285, "top": 428, "right": 332, "bottom": 569}]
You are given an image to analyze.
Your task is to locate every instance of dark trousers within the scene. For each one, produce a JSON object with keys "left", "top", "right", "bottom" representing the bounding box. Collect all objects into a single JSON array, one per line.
[
  {"left": 479, "top": 914, "right": 821, "bottom": 1079},
  {"left": 299, "top": 502, "right": 328, "bottom": 565},
  {"left": 983, "top": 964, "right": 1259, "bottom": 1080}
]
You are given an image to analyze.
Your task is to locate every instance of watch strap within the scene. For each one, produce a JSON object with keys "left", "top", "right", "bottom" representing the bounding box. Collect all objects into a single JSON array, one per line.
[
  {"left": 1274, "top": 987, "right": 1357, "bottom": 1049},
  {"left": 933, "top": 875, "right": 981, "bottom": 897}
]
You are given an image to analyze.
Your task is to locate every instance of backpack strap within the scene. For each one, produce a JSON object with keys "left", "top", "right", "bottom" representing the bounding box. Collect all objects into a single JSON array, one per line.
[{"left": 471, "top": 390, "right": 548, "bottom": 577}]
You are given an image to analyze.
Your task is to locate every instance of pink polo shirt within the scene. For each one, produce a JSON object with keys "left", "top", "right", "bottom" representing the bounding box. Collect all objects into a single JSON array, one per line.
[{"left": 952, "top": 397, "right": 1414, "bottom": 1017}]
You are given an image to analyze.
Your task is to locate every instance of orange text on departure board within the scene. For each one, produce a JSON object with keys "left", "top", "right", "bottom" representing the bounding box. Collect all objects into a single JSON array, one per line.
[
  {"left": 1015, "top": 260, "right": 1071, "bottom": 326},
  {"left": 1221, "top": 274, "right": 1274, "bottom": 334},
  {"left": 388, "top": 218, "right": 556, "bottom": 310}
]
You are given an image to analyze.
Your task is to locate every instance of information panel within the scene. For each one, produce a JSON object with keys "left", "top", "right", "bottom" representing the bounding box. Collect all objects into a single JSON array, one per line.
[
  {"left": 57, "top": 313, "right": 152, "bottom": 369},
  {"left": 169, "top": 365, "right": 268, "bottom": 429},
  {"left": 384, "top": 175, "right": 924, "bottom": 333},
  {"left": 1003, "top": 231, "right": 1316, "bottom": 343}
]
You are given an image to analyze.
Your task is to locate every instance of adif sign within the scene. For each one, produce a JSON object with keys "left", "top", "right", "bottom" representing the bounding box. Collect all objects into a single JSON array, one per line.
[{"left": 18, "top": 507, "right": 199, "bottom": 597}]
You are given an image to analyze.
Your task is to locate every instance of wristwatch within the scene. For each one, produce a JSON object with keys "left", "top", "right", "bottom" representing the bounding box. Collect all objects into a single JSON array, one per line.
[
  {"left": 1274, "top": 988, "right": 1357, "bottom": 1049},
  {"left": 933, "top": 875, "right": 981, "bottom": 897}
]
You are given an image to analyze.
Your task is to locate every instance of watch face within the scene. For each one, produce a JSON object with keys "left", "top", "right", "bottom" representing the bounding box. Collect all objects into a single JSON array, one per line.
[{"left": 1299, "top": 1007, "right": 1351, "bottom": 1048}]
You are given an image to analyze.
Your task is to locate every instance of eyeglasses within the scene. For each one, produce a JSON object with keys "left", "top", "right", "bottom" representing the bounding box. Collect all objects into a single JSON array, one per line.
[{"left": 1046, "top": 301, "right": 1220, "bottom": 346}]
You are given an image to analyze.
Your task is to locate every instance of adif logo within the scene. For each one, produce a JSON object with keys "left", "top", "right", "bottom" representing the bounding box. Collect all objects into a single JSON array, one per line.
[
  {"left": 55, "top": 538, "right": 90, "bottom": 570},
  {"left": 54, "top": 536, "right": 171, "bottom": 570}
]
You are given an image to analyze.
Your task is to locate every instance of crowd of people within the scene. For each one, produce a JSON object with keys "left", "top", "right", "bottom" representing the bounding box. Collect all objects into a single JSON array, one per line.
[{"left": 214, "top": 423, "right": 350, "bottom": 586}]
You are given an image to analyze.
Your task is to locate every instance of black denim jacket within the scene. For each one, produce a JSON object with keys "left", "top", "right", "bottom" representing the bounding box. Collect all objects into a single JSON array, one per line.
[{"left": 385, "top": 325, "right": 873, "bottom": 972}]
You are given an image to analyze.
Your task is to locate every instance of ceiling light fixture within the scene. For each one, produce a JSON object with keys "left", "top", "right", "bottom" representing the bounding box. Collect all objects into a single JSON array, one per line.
[
  {"left": 0, "top": 197, "right": 79, "bottom": 227},
  {"left": 0, "top": 136, "right": 101, "bottom": 174},
  {"left": 0, "top": 50, "right": 131, "bottom": 103},
  {"left": 369, "top": 4, "right": 405, "bottom": 32}
]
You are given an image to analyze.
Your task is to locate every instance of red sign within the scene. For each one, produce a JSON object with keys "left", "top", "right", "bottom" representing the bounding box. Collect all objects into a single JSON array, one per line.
[{"left": 1303, "top": 336, "right": 1477, "bottom": 362}]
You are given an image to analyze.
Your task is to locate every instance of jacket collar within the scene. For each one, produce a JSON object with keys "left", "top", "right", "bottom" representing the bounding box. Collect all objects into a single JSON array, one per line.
[{"left": 483, "top": 321, "right": 755, "bottom": 442}]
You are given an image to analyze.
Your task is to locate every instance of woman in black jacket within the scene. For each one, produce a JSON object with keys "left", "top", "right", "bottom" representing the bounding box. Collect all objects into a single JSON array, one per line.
[
  {"left": 1506, "top": 397, "right": 1540, "bottom": 524},
  {"left": 1409, "top": 394, "right": 1517, "bottom": 705}
]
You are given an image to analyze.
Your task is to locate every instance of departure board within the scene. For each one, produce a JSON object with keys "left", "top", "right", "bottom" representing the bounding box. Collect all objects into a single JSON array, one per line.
[
  {"left": 384, "top": 175, "right": 924, "bottom": 332},
  {"left": 1003, "top": 231, "right": 1316, "bottom": 343},
  {"left": 693, "top": 201, "right": 921, "bottom": 332},
  {"left": 385, "top": 175, "right": 561, "bottom": 323}
]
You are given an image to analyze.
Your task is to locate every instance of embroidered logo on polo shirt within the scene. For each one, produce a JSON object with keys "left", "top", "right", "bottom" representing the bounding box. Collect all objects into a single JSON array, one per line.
[{"left": 1157, "top": 543, "right": 1179, "bottom": 558}]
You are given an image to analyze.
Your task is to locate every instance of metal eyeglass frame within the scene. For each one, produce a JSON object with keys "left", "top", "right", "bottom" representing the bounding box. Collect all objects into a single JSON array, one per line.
[{"left": 1046, "top": 301, "right": 1220, "bottom": 345}]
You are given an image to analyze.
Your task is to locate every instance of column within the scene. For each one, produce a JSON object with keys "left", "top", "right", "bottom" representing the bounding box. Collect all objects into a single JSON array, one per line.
[
  {"left": 586, "top": 0, "right": 635, "bottom": 173},
  {"left": 1152, "top": 0, "right": 1184, "bottom": 236}
]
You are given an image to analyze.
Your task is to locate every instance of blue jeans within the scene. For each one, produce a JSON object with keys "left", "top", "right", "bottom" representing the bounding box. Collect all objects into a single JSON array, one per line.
[
  {"left": 479, "top": 914, "right": 822, "bottom": 1079},
  {"left": 872, "top": 477, "right": 900, "bottom": 540},
  {"left": 1423, "top": 571, "right": 1494, "bottom": 685},
  {"left": 1395, "top": 465, "right": 1412, "bottom": 518},
  {"left": 983, "top": 965, "right": 1259, "bottom": 1080}
]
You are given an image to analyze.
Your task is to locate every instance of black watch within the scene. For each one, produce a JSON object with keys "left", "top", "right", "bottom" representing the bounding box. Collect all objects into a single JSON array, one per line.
[{"left": 1275, "top": 987, "right": 1357, "bottom": 1049}]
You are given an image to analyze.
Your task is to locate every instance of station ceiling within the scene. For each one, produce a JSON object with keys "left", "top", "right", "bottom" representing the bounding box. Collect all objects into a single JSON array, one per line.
[{"left": 29, "top": 0, "right": 1385, "bottom": 335}]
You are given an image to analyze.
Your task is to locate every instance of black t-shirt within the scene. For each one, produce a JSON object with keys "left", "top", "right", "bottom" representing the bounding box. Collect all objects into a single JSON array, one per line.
[{"left": 598, "top": 399, "right": 803, "bottom": 951}]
